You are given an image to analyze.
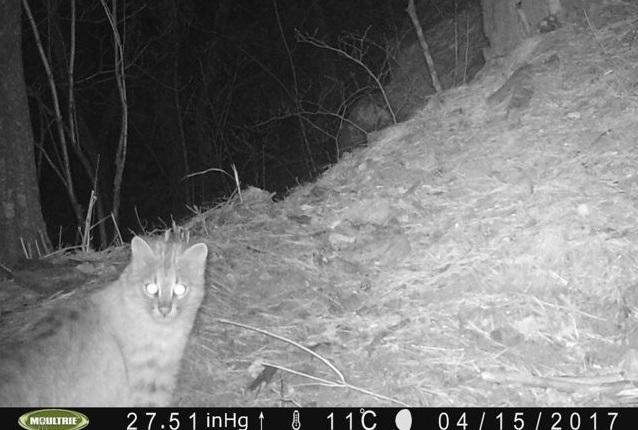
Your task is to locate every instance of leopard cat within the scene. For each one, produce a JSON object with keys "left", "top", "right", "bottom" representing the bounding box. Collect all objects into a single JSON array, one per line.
[{"left": 0, "top": 235, "right": 208, "bottom": 406}]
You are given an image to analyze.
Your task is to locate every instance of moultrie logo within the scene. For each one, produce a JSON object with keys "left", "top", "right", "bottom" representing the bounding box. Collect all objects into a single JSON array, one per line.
[{"left": 18, "top": 409, "right": 89, "bottom": 430}]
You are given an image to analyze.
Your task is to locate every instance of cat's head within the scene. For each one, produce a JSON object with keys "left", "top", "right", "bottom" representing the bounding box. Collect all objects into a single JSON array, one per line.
[{"left": 126, "top": 236, "right": 208, "bottom": 321}]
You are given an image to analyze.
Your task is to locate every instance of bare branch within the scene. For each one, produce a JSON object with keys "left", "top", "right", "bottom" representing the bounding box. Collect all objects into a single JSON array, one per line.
[
  {"left": 272, "top": 0, "right": 316, "bottom": 174},
  {"left": 99, "top": 0, "right": 128, "bottom": 223},
  {"left": 297, "top": 31, "right": 397, "bottom": 124},
  {"left": 22, "top": 0, "right": 84, "bottom": 225}
]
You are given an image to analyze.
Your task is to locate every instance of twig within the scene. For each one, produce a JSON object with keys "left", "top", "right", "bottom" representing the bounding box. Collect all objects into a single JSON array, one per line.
[
  {"left": 260, "top": 361, "right": 408, "bottom": 406},
  {"left": 482, "top": 371, "right": 635, "bottom": 394},
  {"left": 217, "top": 318, "right": 408, "bottom": 406},
  {"left": 407, "top": 0, "right": 443, "bottom": 94},
  {"left": 463, "top": 8, "right": 470, "bottom": 83},
  {"left": 81, "top": 190, "right": 97, "bottom": 252},
  {"left": 0, "top": 261, "right": 13, "bottom": 275},
  {"left": 184, "top": 164, "right": 242, "bottom": 202},
  {"left": 19, "top": 237, "right": 31, "bottom": 259},
  {"left": 110, "top": 213, "right": 123, "bottom": 246}
]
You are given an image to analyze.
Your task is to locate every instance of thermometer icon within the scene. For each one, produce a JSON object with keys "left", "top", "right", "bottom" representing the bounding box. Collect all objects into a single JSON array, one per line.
[{"left": 291, "top": 410, "right": 301, "bottom": 430}]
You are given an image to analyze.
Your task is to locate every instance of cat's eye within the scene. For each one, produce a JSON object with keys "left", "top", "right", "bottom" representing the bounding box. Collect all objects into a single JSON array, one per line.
[
  {"left": 144, "top": 282, "right": 159, "bottom": 296},
  {"left": 173, "top": 283, "right": 187, "bottom": 297}
]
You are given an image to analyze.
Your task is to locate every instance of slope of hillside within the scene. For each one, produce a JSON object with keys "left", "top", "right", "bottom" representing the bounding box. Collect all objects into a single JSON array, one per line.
[{"left": 179, "top": 7, "right": 638, "bottom": 406}]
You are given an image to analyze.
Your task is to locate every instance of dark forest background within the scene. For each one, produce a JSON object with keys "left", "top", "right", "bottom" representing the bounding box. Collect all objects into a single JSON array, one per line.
[{"left": 21, "top": 0, "right": 476, "bottom": 247}]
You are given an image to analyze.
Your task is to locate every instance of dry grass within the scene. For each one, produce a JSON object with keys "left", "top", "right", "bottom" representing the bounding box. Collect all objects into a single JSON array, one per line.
[{"left": 174, "top": 11, "right": 638, "bottom": 406}]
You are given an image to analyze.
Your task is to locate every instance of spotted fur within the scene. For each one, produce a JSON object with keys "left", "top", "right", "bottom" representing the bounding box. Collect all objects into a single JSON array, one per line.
[{"left": 0, "top": 236, "right": 207, "bottom": 406}]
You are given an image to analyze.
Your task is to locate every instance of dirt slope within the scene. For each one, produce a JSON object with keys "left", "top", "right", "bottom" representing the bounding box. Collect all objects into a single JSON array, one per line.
[{"left": 180, "top": 9, "right": 638, "bottom": 406}]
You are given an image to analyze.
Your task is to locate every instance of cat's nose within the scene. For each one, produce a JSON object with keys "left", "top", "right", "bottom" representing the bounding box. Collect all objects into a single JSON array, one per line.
[{"left": 158, "top": 305, "right": 172, "bottom": 316}]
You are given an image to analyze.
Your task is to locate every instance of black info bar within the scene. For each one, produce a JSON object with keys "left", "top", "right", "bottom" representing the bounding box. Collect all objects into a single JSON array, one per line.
[{"left": 0, "top": 407, "right": 633, "bottom": 430}]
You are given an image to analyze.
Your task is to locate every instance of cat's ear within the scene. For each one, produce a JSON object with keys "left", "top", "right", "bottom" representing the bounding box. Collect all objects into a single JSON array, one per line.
[
  {"left": 131, "top": 236, "right": 155, "bottom": 263},
  {"left": 179, "top": 243, "right": 208, "bottom": 268}
]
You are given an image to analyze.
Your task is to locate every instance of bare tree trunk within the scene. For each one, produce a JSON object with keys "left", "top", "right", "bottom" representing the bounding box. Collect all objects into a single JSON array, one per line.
[{"left": 0, "top": 0, "right": 50, "bottom": 265}]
